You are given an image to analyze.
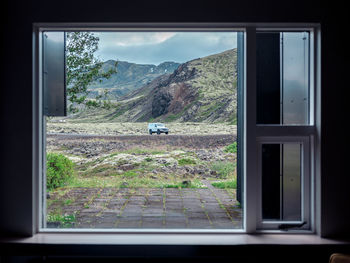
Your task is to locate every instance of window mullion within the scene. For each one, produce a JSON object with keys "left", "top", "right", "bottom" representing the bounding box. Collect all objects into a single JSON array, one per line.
[{"left": 245, "top": 27, "right": 258, "bottom": 233}]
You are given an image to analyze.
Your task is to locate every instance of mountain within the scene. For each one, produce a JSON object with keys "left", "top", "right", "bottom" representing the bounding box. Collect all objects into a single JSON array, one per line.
[
  {"left": 74, "top": 49, "right": 237, "bottom": 123},
  {"left": 87, "top": 60, "right": 180, "bottom": 99}
]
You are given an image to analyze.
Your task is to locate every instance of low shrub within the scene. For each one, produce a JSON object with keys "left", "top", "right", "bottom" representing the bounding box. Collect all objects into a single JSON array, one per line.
[
  {"left": 46, "top": 153, "right": 74, "bottom": 190},
  {"left": 178, "top": 158, "right": 196, "bottom": 166},
  {"left": 211, "top": 161, "right": 235, "bottom": 179},
  {"left": 224, "top": 142, "right": 237, "bottom": 153},
  {"left": 145, "top": 157, "right": 153, "bottom": 162},
  {"left": 47, "top": 213, "right": 76, "bottom": 228}
]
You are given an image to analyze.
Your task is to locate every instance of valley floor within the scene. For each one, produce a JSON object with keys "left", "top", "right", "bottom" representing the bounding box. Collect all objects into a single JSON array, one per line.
[{"left": 47, "top": 121, "right": 236, "bottom": 136}]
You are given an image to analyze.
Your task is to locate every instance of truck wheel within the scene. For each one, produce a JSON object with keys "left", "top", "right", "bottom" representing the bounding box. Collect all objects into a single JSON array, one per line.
[
  {"left": 149, "top": 129, "right": 153, "bottom": 135},
  {"left": 165, "top": 132, "right": 168, "bottom": 135},
  {"left": 157, "top": 129, "right": 160, "bottom": 135}
]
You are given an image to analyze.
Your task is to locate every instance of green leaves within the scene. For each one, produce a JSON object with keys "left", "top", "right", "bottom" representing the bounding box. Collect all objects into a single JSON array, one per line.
[
  {"left": 47, "top": 213, "right": 76, "bottom": 228},
  {"left": 66, "top": 32, "right": 117, "bottom": 113},
  {"left": 224, "top": 142, "right": 237, "bottom": 153},
  {"left": 211, "top": 161, "right": 235, "bottom": 179},
  {"left": 46, "top": 153, "right": 75, "bottom": 190},
  {"left": 211, "top": 180, "right": 237, "bottom": 189},
  {"left": 178, "top": 158, "right": 197, "bottom": 166}
]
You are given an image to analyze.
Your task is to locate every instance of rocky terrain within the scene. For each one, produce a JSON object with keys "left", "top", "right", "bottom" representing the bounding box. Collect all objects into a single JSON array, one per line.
[
  {"left": 71, "top": 48, "right": 237, "bottom": 124},
  {"left": 47, "top": 133, "right": 237, "bottom": 187}
]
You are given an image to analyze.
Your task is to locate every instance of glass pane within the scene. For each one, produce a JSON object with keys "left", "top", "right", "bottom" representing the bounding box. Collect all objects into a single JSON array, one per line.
[
  {"left": 262, "top": 144, "right": 281, "bottom": 220},
  {"left": 44, "top": 31, "right": 243, "bottom": 230},
  {"left": 256, "top": 32, "right": 310, "bottom": 125},
  {"left": 262, "top": 143, "right": 301, "bottom": 221},
  {"left": 282, "top": 32, "right": 309, "bottom": 125},
  {"left": 256, "top": 33, "right": 281, "bottom": 125},
  {"left": 282, "top": 144, "right": 301, "bottom": 220},
  {"left": 43, "top": 32, "right": 66, "bottom": 116}
]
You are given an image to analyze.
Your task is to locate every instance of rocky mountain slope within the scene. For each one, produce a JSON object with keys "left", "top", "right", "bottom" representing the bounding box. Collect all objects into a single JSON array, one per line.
[
  {"left": 74, "top": 48, "right": 237, "bottom": 123},
  {"left": 88, "top": 60, "right": 180, "bottom": 99}
]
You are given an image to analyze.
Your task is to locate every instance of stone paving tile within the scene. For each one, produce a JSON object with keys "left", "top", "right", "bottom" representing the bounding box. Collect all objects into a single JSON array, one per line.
[
  {"left": 206, "top": 212, "right": 230, "bottom": 220},
  {"left": 164, "top": 218, "right": 187, "bottom": 228},
  {"left": 187, "top": 219, "right": 212, "bottom": 228},
  {"left": 212, "top": 222, "right": 236, "bottom": 229},
  {"left": 143, "top": 212, "right": 164, "bottom": 217},
  {"left": 166, "top": 201, "right": 182, "bottom": 205},
  {"left": 166, "top": 211, "right": 185, "bottom": 217},
  {"left": 142, "top": 221, "right": 164, "bottom": 228},
  {"left": 117, "top": 221, "right": 141, "bottom": 228},
  {"left": 47, "top": 187, "right": 242, "bottom": 229}
]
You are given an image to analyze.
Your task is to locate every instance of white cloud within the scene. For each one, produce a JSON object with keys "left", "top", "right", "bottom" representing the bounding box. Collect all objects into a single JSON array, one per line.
[
  {"left": 96, "top": 32, "right": 177, "bottom": 47},
  {"left": 93, "top": 32, "right": 237, "bottom": 65}
]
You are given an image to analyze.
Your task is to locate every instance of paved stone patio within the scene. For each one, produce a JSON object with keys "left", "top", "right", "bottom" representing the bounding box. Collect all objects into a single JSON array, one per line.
[{"left": 47, "top": 181, "right": 242, "bottom": 229}]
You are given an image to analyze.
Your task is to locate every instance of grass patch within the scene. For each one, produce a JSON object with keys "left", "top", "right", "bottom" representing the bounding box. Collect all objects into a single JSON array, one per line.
[
  {"left": 224, "top": 142, "right": 237, "bottom": 153},
  {"left": 211, "top": 180, "right": 237, "bottom": 189},
  {"left": 122, "top": 170, "right": 139, "bottom": 178},
  {"left": 198, "top": 102, "right": 224, "bottom": 120},
  {"left": 117, "top": 175, "right": 207, "bottom": 189},
  {"left": 47, "top": 213, "right": 76, "bottom": 228},
  {"left": 108, "top": 104, "right": 129, "bottom": 120},
  {"left": 159, "top": 179, "right": 205, "bottom": 189},
  {"left": 81, "top": 163, "right": 116, "bottom": 177},
  {"left": 69, "top": 175, "right": 122, "bottom": 187},
  {"left": 164, "top": 114, "right": 180, "bottom": 122},
  {"left": 178, "top": 158, "right": 196, "bottom": 166},
  {"left": 227, "top": 114, "right": 237, "bottom": 125},
  {"left": 211, "top": 161, "right": 236, "bottom": 179},
  {"left": 63, "top": 199, "right": 73, "bottom": 205},
  {"left": 123, "top": 148, "right": 165, "bottom": 155},
  {"left": 109, "top": 148, "right": 166, "bottom": 156}
]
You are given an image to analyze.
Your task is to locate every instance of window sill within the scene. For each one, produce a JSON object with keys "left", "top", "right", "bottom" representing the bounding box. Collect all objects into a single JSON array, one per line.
[
  {"left": 1, "top": 233, "right": 349, "bottom": 258},
  {"left": 1, "top": 233, "right": 349, "bottom": 245}
]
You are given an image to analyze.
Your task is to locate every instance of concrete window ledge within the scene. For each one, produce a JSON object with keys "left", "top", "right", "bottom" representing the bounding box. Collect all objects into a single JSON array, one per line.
[
  {"left": 1, "top": 234, "right": 350, "bottom": 260},
  {"left": 1, "top": 233, "right": 349, "bottom": 246}
]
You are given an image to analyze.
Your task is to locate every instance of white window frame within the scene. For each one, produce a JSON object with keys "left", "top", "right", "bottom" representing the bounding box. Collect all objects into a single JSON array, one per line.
[
  {"left": 256, "top": 137, "right": 311, "bottom": 231},
  {"left": 32, "top": 23, "right": 321, "bottom": 235},
  {"left": 245, "top": 26, "right": 320, "bottom": 233}
]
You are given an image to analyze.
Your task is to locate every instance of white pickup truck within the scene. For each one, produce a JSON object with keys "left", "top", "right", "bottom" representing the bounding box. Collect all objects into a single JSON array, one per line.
[{"left": 148, "top": 123, "right": 169, "bottom": 135}]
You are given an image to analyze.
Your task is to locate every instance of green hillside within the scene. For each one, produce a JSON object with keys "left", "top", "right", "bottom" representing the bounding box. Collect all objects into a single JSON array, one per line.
[{"left": 71, "top": 49, "right": 237, "bottom": 124}]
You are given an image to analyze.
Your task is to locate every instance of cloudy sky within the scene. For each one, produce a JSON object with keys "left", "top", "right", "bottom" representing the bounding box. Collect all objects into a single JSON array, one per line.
[{"left": 94, "top": 32, "right": 237, "bottom": 65}]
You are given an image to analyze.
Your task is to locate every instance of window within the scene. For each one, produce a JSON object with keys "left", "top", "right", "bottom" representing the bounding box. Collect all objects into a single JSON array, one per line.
[
  {"left": 33, "top": 23, "right": 320, "bottom": 233},
  {"left": 254, "top": 31, "right": 314, "bottom": 231},
  {"left": 40, "top": 29, "right": 244, "bottom": 231}
]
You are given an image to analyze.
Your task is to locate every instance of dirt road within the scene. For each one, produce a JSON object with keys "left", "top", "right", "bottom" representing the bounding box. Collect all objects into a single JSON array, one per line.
[{"left": 47, "top": 133, "right": 236, "bottom": 152}]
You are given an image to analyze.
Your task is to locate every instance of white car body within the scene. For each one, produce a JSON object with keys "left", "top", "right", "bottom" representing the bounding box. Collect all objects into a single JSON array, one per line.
[{"left": 148, "top": 123, "right": 169, "bottom": 135}]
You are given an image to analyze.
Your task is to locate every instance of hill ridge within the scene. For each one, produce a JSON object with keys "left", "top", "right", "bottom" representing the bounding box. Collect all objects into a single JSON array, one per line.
[{"left": 75, "top": 48, "right": 237, "bottom": 124}]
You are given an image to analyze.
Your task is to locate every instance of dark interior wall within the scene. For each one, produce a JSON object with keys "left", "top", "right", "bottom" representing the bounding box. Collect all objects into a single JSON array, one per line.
[{"left": 0, "top": 0, "right": 349, "bottom": 239}]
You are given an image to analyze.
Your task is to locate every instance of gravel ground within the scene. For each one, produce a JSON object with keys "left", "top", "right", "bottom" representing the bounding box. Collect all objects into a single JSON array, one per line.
[{"left": 47, "top": 121, "right": 236, "bottom": 136}]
